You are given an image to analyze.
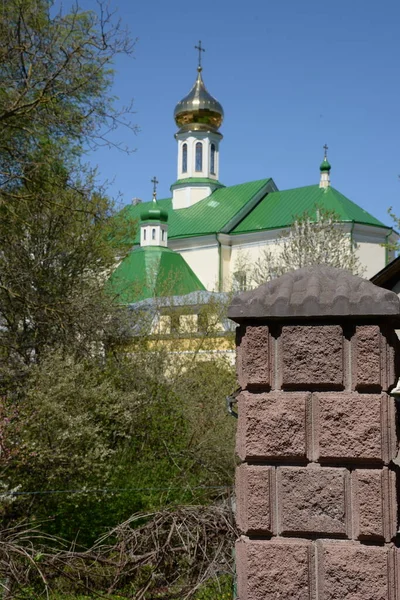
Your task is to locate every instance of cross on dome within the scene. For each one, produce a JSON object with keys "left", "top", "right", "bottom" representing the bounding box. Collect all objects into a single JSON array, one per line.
[
  {"left": 151, "top": 176, "right": 159, "bottom": 202},
  {"left": 194, "top": 40, "right": 205, "bottom": 70}
]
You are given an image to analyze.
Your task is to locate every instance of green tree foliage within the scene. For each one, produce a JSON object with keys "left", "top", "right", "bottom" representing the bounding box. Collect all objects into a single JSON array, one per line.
[
  {"left": 0, "top": 0, "right": 237, "bottom": 551},
  {"left": 0, "top": 0, "right": 135, "bottom": 176},
  {"left": 385, "top": 207, "right": 400, "bottom": 254},
  {"left": 0, "top": 145, "right": 135, "bottom": 372},
  {"left": 2, "top": 347, "right": 235, "bottom": 544},
  {"left": 175, "top": 360, "right": 236, "bottom": 486},
  {"left": 0, "top": 0, "right": 136, "bottom": 371}
]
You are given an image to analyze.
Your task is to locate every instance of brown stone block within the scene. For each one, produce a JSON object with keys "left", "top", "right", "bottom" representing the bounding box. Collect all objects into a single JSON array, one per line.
[
  {"left": 351, "top": 325, "right": 400, "bottom": 392},
  {"left": 238, "top": 325, "right": 271, "bottom": 389},
  {"left": 315, "top": 392, "right": 396, "bottom": 463},
  {"left": 386, "top": 326, "right": 400, "bottom": 388},
  {"left": 317, "top": 541, "right": 392, "bottom": 600},
  {"left": 235, "top": 464, "right": 273, "bottom": 534},
  {"left": 280, "top": 325, "right": 344, "bottom": 389},
  {"left": 236, "top": 391, "right": 310, "bottom": 461},
  {"left": 352, "top": 325, "right": 383, "bottom": 391},
  {"left": 277, "top": 466, "right": 349, "bottom": 536},
  {"left": 352, "top": 467, "right": 397, "bottom": 541},
  {"left": 236, "top": 537, "right": 312, "bottom": 600}
]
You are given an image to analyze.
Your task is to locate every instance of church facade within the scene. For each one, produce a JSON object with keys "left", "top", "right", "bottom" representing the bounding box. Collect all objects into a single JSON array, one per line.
[{"left": 117, "top": 56, "right": 396, "bottom": 296}]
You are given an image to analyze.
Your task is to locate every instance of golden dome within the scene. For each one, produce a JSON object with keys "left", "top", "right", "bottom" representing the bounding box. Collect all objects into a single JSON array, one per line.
[{"left": 174, "top": 67, "right": 224, "bottom": 132}]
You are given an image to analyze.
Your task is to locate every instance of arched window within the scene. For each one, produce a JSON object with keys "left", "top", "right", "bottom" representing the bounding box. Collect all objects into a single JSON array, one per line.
[
  {"left": 182, "top": 143, "right": 187, "bottom": 173},
  {"left": 152, "top": 228, "right": 156, "bottom": 240},
  {"left": 143, "top": 229, "right": 147, "bottom": 241},
  {"left": 195, "top": 142, "right": 203, "bottom": 172},
  {"left": 210, "top": 143, "right": 216, "bottom": 175},
  {"left": 162, "top": 229, "right": 165, "bottom": 241}
]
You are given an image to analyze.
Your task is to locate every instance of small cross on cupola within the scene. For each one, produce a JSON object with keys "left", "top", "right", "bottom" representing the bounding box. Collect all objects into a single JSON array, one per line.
[
  {"left": 151, "top": 176, "right": 159, "bottom": 202},
  {"left": 319, "top": 144, "right": 331, "bottom": 189}
]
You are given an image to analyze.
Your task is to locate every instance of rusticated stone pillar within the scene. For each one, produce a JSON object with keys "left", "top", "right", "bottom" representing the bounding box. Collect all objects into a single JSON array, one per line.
[{"left": 228, "top": 266, "right": 400, "bottom": 600}]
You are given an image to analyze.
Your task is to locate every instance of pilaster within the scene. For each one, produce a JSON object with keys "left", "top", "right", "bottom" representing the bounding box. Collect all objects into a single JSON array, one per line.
[{"left": 229, "top": 266, "right": 400, "bottom": 599}]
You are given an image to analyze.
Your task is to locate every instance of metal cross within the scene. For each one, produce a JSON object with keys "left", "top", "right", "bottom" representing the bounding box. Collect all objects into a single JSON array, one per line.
[
  {"left": 151, "top": 176, "right": 159, "bottom": 202},
  {"left": 323, "top": 143, "right": 329, "bottom": 157},
  {"left": 195, "top": 40, "right": 205, "bottom": 69}
]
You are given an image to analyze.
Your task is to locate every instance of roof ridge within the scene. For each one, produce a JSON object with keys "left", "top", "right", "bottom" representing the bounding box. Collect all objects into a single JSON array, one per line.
[{"left": 327, "top": 186, "right": 386, "bottom": 226}]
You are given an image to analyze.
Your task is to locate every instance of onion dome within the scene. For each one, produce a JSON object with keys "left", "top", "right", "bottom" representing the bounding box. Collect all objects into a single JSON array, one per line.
[
  {"left": 140, "top": 205, "right": 168, "bottom": 223},
  {"left": 320, "top": 156, "right": 331, "bottom": 172},
  {"left": 174, "top": 67, "right": 224, "bottom": 133}
]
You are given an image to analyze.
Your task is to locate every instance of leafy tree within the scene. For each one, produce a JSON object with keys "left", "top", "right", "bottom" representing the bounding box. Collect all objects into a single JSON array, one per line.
[
  {"left": 0, "top": 0, "right": 138, "bottom": 541},
  {"left": 2, "top": 345, "right": 236, "bottom": 544},
  {"left": 0, "top": 0, "right": 135, "bottom": 184},
  {"left": 234, "top": 205, "right": 365, "bottom": 290},
  {"left": 384, "top": 207, "right": 400, "bottom": 254},
  {"left": 0, "top": 0, "right": 237, "bottom": 550},
  {"left": 0, "top": 0, "right": 136, "bottom": 372},
  {"left": 175, "top": 359, "right": 236, "bottom": 486},
  {"left": 0, "top": 146, "right": 136, "bottom": 372}
]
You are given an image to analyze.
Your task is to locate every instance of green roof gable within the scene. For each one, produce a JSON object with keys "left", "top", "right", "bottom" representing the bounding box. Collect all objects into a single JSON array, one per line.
[
  {"left": 107, "top": 245, "right": 206, "bottom": 304},
  {"left": 119, "top": 178, "right": 273, "bottom": 244},
  {"left": 231, "top": 185, "right": 389, "bottom": 234}
]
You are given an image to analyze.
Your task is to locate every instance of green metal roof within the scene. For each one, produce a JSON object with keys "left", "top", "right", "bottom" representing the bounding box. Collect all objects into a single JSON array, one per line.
[
  {"left": 119, "top": 178, "right": 272, "bottom": 244},
  {"left": 231, "top": 185, "right": 389, "bottom": 234},
  {"left": 107, "top": 245, "right": 206, "bottom": 304},
  {"left": 117, "top": 181, "right": 388, "bottom": 247}
]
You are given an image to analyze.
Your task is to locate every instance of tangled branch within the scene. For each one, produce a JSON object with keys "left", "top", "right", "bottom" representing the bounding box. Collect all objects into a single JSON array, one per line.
[{"left": 0, "top": 503, "right": 238, "bottom": 598}]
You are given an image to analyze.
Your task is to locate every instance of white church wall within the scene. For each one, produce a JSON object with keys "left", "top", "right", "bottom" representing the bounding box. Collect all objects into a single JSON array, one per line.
[
  {"left": 353, "top": 223, "right": 393, "bottom": 279},
  {"left": 356, "top": 241, "right": 387, "bottom": 279},
  {"left": 177, "top": 244, "right": 220, "bottom": 291},
  {"left": 167, "top": 227, "right": 390, "bottom": 294},
  {"left": 229, "top": 239, "right": 283, "bottom": 289},
  {"left": 228, "top": 228, "right": 389, "bottom": 288},
  {"left": 172, "top": 185, "right": 213, "bottom": 209}
]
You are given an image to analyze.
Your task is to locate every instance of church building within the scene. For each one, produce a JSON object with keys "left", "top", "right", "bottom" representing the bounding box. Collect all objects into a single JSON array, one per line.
[{"left": 112, "top": 47, "right": 396, "bottom": 302}]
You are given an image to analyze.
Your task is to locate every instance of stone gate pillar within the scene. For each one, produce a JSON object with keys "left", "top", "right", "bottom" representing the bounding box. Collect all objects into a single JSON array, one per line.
[{"left": 228, "top": 266, "right": 400, "bottom": 600}]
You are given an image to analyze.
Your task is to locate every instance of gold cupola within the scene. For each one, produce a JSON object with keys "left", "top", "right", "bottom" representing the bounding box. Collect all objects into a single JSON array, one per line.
[{"left": 174, "top": 66, "right": 224, "bottom": 133}]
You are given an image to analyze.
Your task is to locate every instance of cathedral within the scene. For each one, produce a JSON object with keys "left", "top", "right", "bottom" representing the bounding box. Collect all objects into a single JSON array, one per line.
[{"left": 109, "top": 48, "right": 396, "bottom": 304}]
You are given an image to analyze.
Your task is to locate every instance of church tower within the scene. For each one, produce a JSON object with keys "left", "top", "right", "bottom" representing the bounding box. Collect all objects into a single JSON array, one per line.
[{"left": 171, "top": 42, "right": 224, "bottom": 209}]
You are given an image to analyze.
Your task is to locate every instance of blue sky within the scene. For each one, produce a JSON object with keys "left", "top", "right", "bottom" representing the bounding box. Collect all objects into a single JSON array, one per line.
[{"left": 55, "top": 0, "right": 399, "bottom": 227}]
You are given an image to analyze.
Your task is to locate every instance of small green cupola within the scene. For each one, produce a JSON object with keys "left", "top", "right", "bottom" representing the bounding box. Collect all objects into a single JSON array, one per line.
[
  {"left": 140, "top": 177, "right": 169, "bottom": 247},
  {"left": 140, "top": 203, "right": 169, "bottom": 247},
  {"left": 320, "top": 157, "right": 331, "bottom": 172},
  {"left": 319, "top": 144, "right": 331, "bottom": 189}
]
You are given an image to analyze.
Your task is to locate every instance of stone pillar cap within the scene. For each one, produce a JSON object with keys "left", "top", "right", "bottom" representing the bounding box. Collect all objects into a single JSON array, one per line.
[{"left": 228, "top": 265, "right": 400, "bottom": 323}]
